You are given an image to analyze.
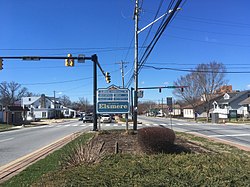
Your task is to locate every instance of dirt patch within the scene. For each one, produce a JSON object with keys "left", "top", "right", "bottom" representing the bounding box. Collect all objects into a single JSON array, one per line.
[{"left": 91, "top": 130, "right": 211, "bottom": 155}]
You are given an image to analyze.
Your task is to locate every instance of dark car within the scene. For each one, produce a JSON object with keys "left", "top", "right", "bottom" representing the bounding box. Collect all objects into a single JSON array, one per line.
[{"left": 82, "top": 113, "right": 93, "bottom": 123}]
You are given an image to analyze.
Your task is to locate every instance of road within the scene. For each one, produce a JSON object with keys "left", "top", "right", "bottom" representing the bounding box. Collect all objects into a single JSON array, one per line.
[
  {"left": 1, "top": 116, "right": 250, "bottom": 167},
  {"left": 0, "top": 120, "right": 91, "bottom": 167},
  {"left": 137, "top": 115, "right": 250, "bottom": 149}
]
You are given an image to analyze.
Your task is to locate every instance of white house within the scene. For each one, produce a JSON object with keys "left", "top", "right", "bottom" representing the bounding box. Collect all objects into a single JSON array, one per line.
[
  {"left": 213, "top": 91, "right": 250, "bottom": 119},
  {"left": 21, "top": 94, "right": 62, "bottom": 119},
  {"left": 22, "top": 94, "right": 77, "bottom": 119},
  {"left": 62, "top": 106, "right": 76, "bottom": 118}
]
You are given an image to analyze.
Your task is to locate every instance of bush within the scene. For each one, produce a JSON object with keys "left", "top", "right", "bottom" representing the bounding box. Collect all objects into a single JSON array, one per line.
[{"left": 138, "top": 127, "right": 176, "bottom": 153}]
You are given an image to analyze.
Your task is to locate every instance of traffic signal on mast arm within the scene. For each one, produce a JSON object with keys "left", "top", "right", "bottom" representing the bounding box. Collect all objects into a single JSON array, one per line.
[
  {"left": 65, "top": 54, "right": 74, "bottom": 67},
  {"left": 105, "top": 72, "right": 111, "bottom": 83},
  {"left": 181, "top": 87, "right": 184, "bottom": 92},
  {"left": 0, "top": 58, "right": 3, "bottom": 70}
]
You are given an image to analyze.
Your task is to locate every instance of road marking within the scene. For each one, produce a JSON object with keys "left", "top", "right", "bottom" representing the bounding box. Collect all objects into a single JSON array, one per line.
[
  {"left": 0, "top": 137, "right": 14, "bottom": 143},
  {"left": 160, "top": 123, "right": 167, "bottom": 126},
  {"left": 105, "top": 124, "right": 111, "bottom": 127},
  {"left": 153, "top": 124, "right": 158, "bottom": 126},
  {"left": 208, "top": 134, "right": 250, "bottom": 137},
  {"left": 73, "top": 124, "right": 78, "bottom": 127},
  {"left": 145, "top": 124, "right": 150, "bottom": 126},
  {"left": 80, "top": 124, "right": 86, "bottom": 127}
]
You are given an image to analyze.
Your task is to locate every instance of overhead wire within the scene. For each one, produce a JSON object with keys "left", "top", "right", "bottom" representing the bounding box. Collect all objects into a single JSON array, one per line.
[
  {"left": 125, "top": 0, "right": 176, "bottom": 87},
  {"left": 142, "top": 65, "right": 250, "bottom": 74}
]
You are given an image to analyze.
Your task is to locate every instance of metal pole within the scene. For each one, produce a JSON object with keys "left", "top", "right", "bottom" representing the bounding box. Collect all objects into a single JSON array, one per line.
[
  {"left": 54, "top": 91, "right": 56, "bottom": 119},
  {"left": 133, "top": 0, "right": 139, "bottom": 131},
  {"left": 92, "top": 55, "right": 98, "bottom": 131},
  {"left": 119, "top": 61, "right": 129, "bottom": 131}
]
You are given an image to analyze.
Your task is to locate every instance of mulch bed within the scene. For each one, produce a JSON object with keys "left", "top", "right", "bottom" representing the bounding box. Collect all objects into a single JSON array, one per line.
[{"left": 91, "top": 130, "right": 211, "bottom": 155}]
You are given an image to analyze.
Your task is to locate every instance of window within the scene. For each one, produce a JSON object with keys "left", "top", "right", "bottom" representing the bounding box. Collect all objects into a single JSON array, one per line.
[{"left": 42, "top": 112, "right": 46, "bottom": 118}]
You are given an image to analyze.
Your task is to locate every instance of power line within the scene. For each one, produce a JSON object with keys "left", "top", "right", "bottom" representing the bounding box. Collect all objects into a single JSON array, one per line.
[
  {"left": 177, "top": 15, "right": 250, "bottom": 29},
  {"left": 171, "top": 26, "right": 250, "bottom": 37},
  {"left": 20, "top": 68, "right": 120, "bottom": 86},
  {"left": 167, "top": 34, "right": 250, "bottom": 48},
  {"left": 142, "top": 65, "right": 250, "bottom": 74}
]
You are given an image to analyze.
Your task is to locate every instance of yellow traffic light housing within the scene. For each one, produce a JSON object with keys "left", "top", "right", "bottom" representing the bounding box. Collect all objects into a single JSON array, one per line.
[
  {"left": 0, "top": 58, "right": 3, "bottom": 70},
  {"left": 65, "top": 54, "right": 74, "bottom": 67},
  {"left": 105, "top": 72, "right": 111, "bottom": 83}
]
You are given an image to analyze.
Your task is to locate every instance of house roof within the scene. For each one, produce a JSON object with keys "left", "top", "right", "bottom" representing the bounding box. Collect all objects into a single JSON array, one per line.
[
  {"left": 22, "top": 97, "right": 40, "bottom": 105},
  {"left": 239, "top": 97, "right": 250, "bottom": 105},
  {"left": 217, "top": 91, "right": 250, "bottom": 104},
  {"left": 182, "top": 94, "right": 223, "bottom": 109},
  {"left": 7, "top": 106, "right": 25, "bottom": 111}
]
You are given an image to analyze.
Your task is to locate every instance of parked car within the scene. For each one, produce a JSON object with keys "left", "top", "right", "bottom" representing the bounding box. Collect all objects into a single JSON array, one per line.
[
  {"left": 100, "top": 114, "right": 112, "bottom": 123},
  {"left": 82, "top": 113, "right": 93, "bottom": 123}
]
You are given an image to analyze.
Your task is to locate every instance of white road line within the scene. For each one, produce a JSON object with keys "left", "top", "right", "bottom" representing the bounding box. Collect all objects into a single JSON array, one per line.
[
  {"left": 208, "top": 134, "right": 250, "bottom": 137},
  {"left": 65, "top": 124, "right": 71, "bottom": 127},
  {"left": 145, "top": 124, "right": 150, "bottom": 126},
  {"left": 73, "top": 124, "right": 78, "bottom": 127},
  {"left": 0, "top": 137, "right": 14, "bottom": 143},
  {"left": 113, "top": 124, "right": 118, "bottom": 127},
  {"left": 153, "top": 124, "right": 158, "bottom": 126},
  {"left": 106, "top": 124, "right": 111, "bottom": 127},
  {"left": 160, "top": 123, "right": 168, "bottom": 126},
  {"left": 80, "top": 124, "right": 86, "bottom": 127}
]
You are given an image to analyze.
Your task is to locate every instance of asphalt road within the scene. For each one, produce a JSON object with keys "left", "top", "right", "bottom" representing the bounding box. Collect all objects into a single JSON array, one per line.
[
  {"left": 1, "top": 116, "right": 249, "bottom": 167},
  {"left": 0, "top": 120, "right": 91, "bottom": 167},
  {"left": 137, "top": 115, "right": 250, "bottom": 149}
]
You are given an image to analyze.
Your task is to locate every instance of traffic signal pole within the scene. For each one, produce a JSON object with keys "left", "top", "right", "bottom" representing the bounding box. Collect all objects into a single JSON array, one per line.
[{"left": 0, "top": 54, "right": 108, "bottom": 131}]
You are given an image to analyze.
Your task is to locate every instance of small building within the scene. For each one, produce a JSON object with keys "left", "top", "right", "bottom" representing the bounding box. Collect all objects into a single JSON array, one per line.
[
  {"left": 3, "top": 106, "right": 25, "bottom": 125},
  {"left": 0, "top": 103, "right": 3, "bottom": 123}
]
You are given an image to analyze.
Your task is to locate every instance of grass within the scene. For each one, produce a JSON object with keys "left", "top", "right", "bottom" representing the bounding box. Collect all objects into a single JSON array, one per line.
[
  {"left": 33, "top": 153, "right": 250, "bottom": 187},
  {"left": 0, "top": 124, "right": 17, "bottom": 132},
  {"left": 2, "top": 131, "right": 250, "bottom": 187}
]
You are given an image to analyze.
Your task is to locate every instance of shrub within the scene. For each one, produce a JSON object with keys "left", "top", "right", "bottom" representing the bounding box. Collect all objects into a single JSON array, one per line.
[{"left": 138, "top": 127, "right": 176, "bottom": 153}]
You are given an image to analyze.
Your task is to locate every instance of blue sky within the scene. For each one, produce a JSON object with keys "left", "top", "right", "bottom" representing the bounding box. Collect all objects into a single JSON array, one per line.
[{"left": 1, "top": 0, "right": 250, "bottom": 104}]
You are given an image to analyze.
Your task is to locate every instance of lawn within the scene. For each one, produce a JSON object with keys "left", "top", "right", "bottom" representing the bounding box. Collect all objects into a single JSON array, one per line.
[{"left": 2, "top": 130, "right": 250, "bottom": 187}]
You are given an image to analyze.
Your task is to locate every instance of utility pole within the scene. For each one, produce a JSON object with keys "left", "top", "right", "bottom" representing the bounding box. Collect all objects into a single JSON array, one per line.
[
  {"left": 116, "top": 61, "right": 128, "bottom": 88},
  {"left": 116, "top": 61, "right": 129, "bottom": 131},
  {"left": 133, "top": 0, "right": 139, "bottom": 131}
]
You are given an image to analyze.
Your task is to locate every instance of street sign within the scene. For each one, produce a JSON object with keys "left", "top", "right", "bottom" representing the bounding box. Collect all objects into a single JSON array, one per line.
[{"left": 97, "top": 88, "right": 129, "bottom": 114}]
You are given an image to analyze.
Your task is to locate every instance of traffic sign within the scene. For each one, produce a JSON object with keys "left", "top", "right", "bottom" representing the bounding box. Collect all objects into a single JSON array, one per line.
[{"left": 97, "top": 88, "right": 129, "bottom": 114}]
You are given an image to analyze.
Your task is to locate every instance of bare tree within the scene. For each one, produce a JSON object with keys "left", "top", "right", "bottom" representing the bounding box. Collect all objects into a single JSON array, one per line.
[
  {"left": 173, "top": 61, "right": 227, "bottom": 121},
  {"left": 195, "top": 62, "right": 227, "bottom": 120},
  {"left": 138, "top": 101, "right": 156, "bottom": 114},
  {"left": 0, "top": 81, "right": 35, "bottom": 106},
  {"left": 59, "top": 95, "right": 72, "bottom": 107},
  {"left": 173, "top": 73, "right": 202, "bottom": 120},
  {"left": 72, "top": 97, "right": 91, "bottom": 112}
]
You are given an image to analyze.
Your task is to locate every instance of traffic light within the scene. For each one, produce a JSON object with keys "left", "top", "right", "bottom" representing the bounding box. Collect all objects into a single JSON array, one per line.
[
  {"left": 159, "top": 88, "right": 161, "bottom": 93},
  {"left": 181, "top": 87, "right": 184, "bottom": 92},
  {"left": 65, "top": 54, "right": 74, "bottom": 67},
  {"left": 105, "top": 72, "right": 111, "bottom": 83},
  {"left": 0, "top": 58, "right": 3, "bottom": 70}
]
